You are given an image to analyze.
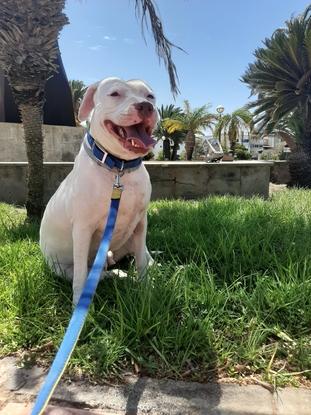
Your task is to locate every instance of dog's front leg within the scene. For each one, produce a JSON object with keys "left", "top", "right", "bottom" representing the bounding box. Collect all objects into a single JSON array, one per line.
[
  {"left": 132, "top": 215, "right": 154, "bottom": 278},
  {"left": 72, "top": 224, "right": 93, "bottom": 305}
]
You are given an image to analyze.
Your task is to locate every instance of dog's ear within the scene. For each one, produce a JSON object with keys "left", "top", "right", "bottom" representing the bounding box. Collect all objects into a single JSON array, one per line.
[{"left": 78, "top": 82, "right": 100, "bottom": 122}]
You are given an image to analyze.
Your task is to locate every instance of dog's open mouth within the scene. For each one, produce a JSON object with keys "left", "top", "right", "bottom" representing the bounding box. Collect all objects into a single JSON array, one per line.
[{"left": 104, "top": 120, "right": 156, "bottom": 154}]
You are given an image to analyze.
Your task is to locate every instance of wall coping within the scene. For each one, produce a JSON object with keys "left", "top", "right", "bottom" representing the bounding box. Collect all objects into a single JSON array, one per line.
[
  {"left": 272, "top": 160, "right": 289, "bottom": 164},
  {"left": 0, "top": 121, "right": 83, "bottom": 131},
  {"left": 145, "top": 161, "right": 274, "bottom": 167},
  {"left": 0, "top": 161, "right": 274, "bottom": 167}
]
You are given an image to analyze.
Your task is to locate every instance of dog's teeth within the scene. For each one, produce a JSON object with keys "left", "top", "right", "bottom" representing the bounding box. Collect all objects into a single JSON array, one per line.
[
  {"left": 118, "top": 126, "right": 125, "bottom": 137},
  {"left": 118, "top": 126, "right": 125, "bottom": 138}
]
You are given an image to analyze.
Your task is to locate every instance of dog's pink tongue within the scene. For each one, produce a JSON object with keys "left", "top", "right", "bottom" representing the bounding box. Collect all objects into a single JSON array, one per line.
[{"left": 124, "top": 124, "right": 156, "bottom": 148}]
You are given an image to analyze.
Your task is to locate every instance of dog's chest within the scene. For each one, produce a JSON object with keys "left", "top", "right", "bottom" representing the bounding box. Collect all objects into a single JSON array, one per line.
[{"left": 91, "top": 169, "right": 150, "bottom": 250}]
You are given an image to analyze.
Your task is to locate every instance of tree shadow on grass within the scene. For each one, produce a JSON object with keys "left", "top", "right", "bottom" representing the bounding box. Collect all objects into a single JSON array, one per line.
[
  {"left": 0, "top": 216, "right": 40, "bottom": 243},
  {"left": 93, "top": 273, "right": 222, "bottom": 414},
  {"left": 147, "top": 195, "right": 311, "bottom": 283},
  {"left": 5, "top": 266, "right": 221, "bottom": 414}
]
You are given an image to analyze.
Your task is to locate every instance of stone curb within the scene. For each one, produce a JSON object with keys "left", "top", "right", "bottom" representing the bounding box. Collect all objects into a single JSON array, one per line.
[{"left": 1, "top": 357, "right": 310, "bottom": 415}]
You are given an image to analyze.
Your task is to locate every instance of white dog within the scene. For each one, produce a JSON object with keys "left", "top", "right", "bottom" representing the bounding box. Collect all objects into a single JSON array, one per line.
[{"left": 40, "top": 77, "right": 159, "bottom": 304}]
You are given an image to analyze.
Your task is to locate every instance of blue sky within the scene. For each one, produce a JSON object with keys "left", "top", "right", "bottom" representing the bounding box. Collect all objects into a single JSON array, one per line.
[{"left": 59, "top": 0, "right": 310, "bottom": 113}]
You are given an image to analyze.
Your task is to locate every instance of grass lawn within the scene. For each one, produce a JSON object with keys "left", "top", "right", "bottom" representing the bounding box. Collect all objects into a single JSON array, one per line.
[{"left": 0, "top": 189, "right": 310, "bottom": 387}]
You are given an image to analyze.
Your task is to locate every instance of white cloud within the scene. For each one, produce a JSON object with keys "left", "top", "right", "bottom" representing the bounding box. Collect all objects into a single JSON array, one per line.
[{"left": 103, "top": 35, "right": 117, "bottom": 41}]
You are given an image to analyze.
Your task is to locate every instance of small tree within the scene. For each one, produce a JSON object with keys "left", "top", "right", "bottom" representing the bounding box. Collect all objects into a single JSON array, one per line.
[
  {"left": 234, "top": 144, "right": 252, "bottom": 160},
  {"left": 164, "top": 100, "right": 215, "bottom": 160},
  {"left": 214, "top": 108, "right": 253, "bottom": 155},
  {"left": 153, "top": 104, "right": 184, "bottom": 160}
]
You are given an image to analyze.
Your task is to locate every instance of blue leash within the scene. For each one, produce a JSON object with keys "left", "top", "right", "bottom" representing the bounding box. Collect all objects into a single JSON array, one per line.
[{"left": 31, "top": 179, "right": 123, "bottom": 415}]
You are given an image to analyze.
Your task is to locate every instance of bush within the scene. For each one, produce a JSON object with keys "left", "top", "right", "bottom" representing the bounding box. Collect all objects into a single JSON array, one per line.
[
  {"left": 234, "top": 144, "right": 251, "bottom": 160},
  {"left": 155, "top": 152, "right": 165, "bottom": 161}
]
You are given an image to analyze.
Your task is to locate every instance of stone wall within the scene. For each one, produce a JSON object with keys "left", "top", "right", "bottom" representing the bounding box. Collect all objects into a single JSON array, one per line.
[
  {"left": 0, "top": 161, "right": 273, "bottom": 206},
  {"left": 0, "top": 122, "right": 83, "bottom": 162},
  {"left": 146, "top": 161, "right": 272, "bottom": 199}
]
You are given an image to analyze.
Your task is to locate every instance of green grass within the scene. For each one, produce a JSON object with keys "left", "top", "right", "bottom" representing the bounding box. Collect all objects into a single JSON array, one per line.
[{"left": 0, "top": 189, "right": 310, "bottom": 387}]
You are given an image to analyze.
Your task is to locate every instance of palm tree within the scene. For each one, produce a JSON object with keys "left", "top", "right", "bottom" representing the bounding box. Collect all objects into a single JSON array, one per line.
[
  {"left": 242, "top": 5, "right": 311, "bottom": 186},
  {"left": 0, "top": 0, "right": 180, "bottom": 219},
  {"left": 69, "top": 80, "right": 87, "bottom": 124},
  {"left": 0, "top": 1, "right": 68, "bottom": 218},
  {"left": 214, "top": 108, "right": 253, "bottom": 155},
  {"left": 153, "top": 104, "right": 184, "bottom": 160},
  {"left": 164, "top": 100, "right": 215, "bottom": 160}
]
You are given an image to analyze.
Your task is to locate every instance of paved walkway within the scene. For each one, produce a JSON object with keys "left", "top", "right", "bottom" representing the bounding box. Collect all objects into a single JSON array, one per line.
[
  {"left": 1, "top": 357, "right": 310, "bottom": 415},
  {"left": 0, "top": 403, "right": 110, "bottom": 414}
]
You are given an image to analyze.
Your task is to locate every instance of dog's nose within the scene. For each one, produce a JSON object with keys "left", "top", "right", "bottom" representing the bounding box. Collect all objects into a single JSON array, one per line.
[{"left": 134, "top": 101, "right": 154, "bottom": 118}]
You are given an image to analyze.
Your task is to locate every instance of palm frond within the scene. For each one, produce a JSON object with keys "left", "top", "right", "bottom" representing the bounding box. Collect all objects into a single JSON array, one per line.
[
  {"left": 0, "top": 0, "right": 68, "bottom": 85},
  {"left": 242, "top": 4, "right": 311, "bottom": 140},
  {"left": 134, "top": 0, "right": 184, "bottom": 97},
  {"left": 163, "top": 118, "right": 185, "bottom": 134}
]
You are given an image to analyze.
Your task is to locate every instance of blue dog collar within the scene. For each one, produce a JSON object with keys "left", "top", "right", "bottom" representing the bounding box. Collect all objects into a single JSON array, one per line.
[{"left": 84, "top": 132, "right": 142, "bottom": 172}]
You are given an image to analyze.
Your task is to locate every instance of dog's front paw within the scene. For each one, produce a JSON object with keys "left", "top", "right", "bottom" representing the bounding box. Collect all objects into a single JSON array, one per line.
[
  {"left": 72, "top": 288, "right": 82, "bottom": 306},
  {"left": 107, "top": 250, "right": 116, "bottom": 266},
  {"left": 148, "top": 256, "right": 155, "bottom": 267}
]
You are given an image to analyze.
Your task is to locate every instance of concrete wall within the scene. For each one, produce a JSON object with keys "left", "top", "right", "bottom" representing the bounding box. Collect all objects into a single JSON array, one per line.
[
  {"left": 0, "top": 122, "right": 84, "bottom": 162},
  {"left": 147, "top": 161, "right": 272, "bottom": 199},
  {"left": 0, "top": 161, "right": 272, "bottom": 206}
]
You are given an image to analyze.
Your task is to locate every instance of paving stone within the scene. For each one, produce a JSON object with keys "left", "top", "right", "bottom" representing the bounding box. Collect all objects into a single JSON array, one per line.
[
  {"left": 0, "top": 403, "right": 115, "bottom": 415},
  {"left": 275, "top": 388, "right": 311, "bottom": 415}
]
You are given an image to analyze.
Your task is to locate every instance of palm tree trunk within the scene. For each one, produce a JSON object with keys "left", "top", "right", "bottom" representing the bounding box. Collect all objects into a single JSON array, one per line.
[
  {"left": 230, "top": 139, "right": 237, "bottom": 156},
  {"left": 171, "top": 140, "right": 179, "bottom": 160},
  {"left": 163, "top": 137, "right": 171, "bottom": 160},
  {"left": 288, "top": 110, "right": 311, "bottom": 188},
  {"left": 185, "top": 131, "right": 195, "bottom": 160},
  {"left": 288, "top": 148, "right": 311, "bottom": 187},
  {"left": 19, "top": 103, "right": 45, "bottom": 218}
]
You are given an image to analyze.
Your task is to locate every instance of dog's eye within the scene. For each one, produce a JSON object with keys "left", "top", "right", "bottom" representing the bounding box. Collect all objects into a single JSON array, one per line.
[
  {"left": 147, "top": 94, "right": 155, "bottom": 100},
  {"left": 109, "top": 91, "right": 120, "bottom": 97}
]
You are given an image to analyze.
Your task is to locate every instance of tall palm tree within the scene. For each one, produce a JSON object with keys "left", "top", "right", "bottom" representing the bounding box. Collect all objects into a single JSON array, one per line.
[
  {"left": 0, "top": 0, "right": 181, "bottom": 219},
  {"left": 0, "top": 1, "right": 68, "bottom": 218},
  {"left": 214, "top": 108, "right": 253, "bottom": 154},
  {"left": 153, "top": 104, "right": 184, "bottom": 160},
  {"left": 242, "top": 5, "right": 311, "bottom": 186},
  {"left": 164, "top": 100, "right": 215, "bottom": 160},
  {"left": 69, "top": 79, "right": 87, "bottom": 124}
]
